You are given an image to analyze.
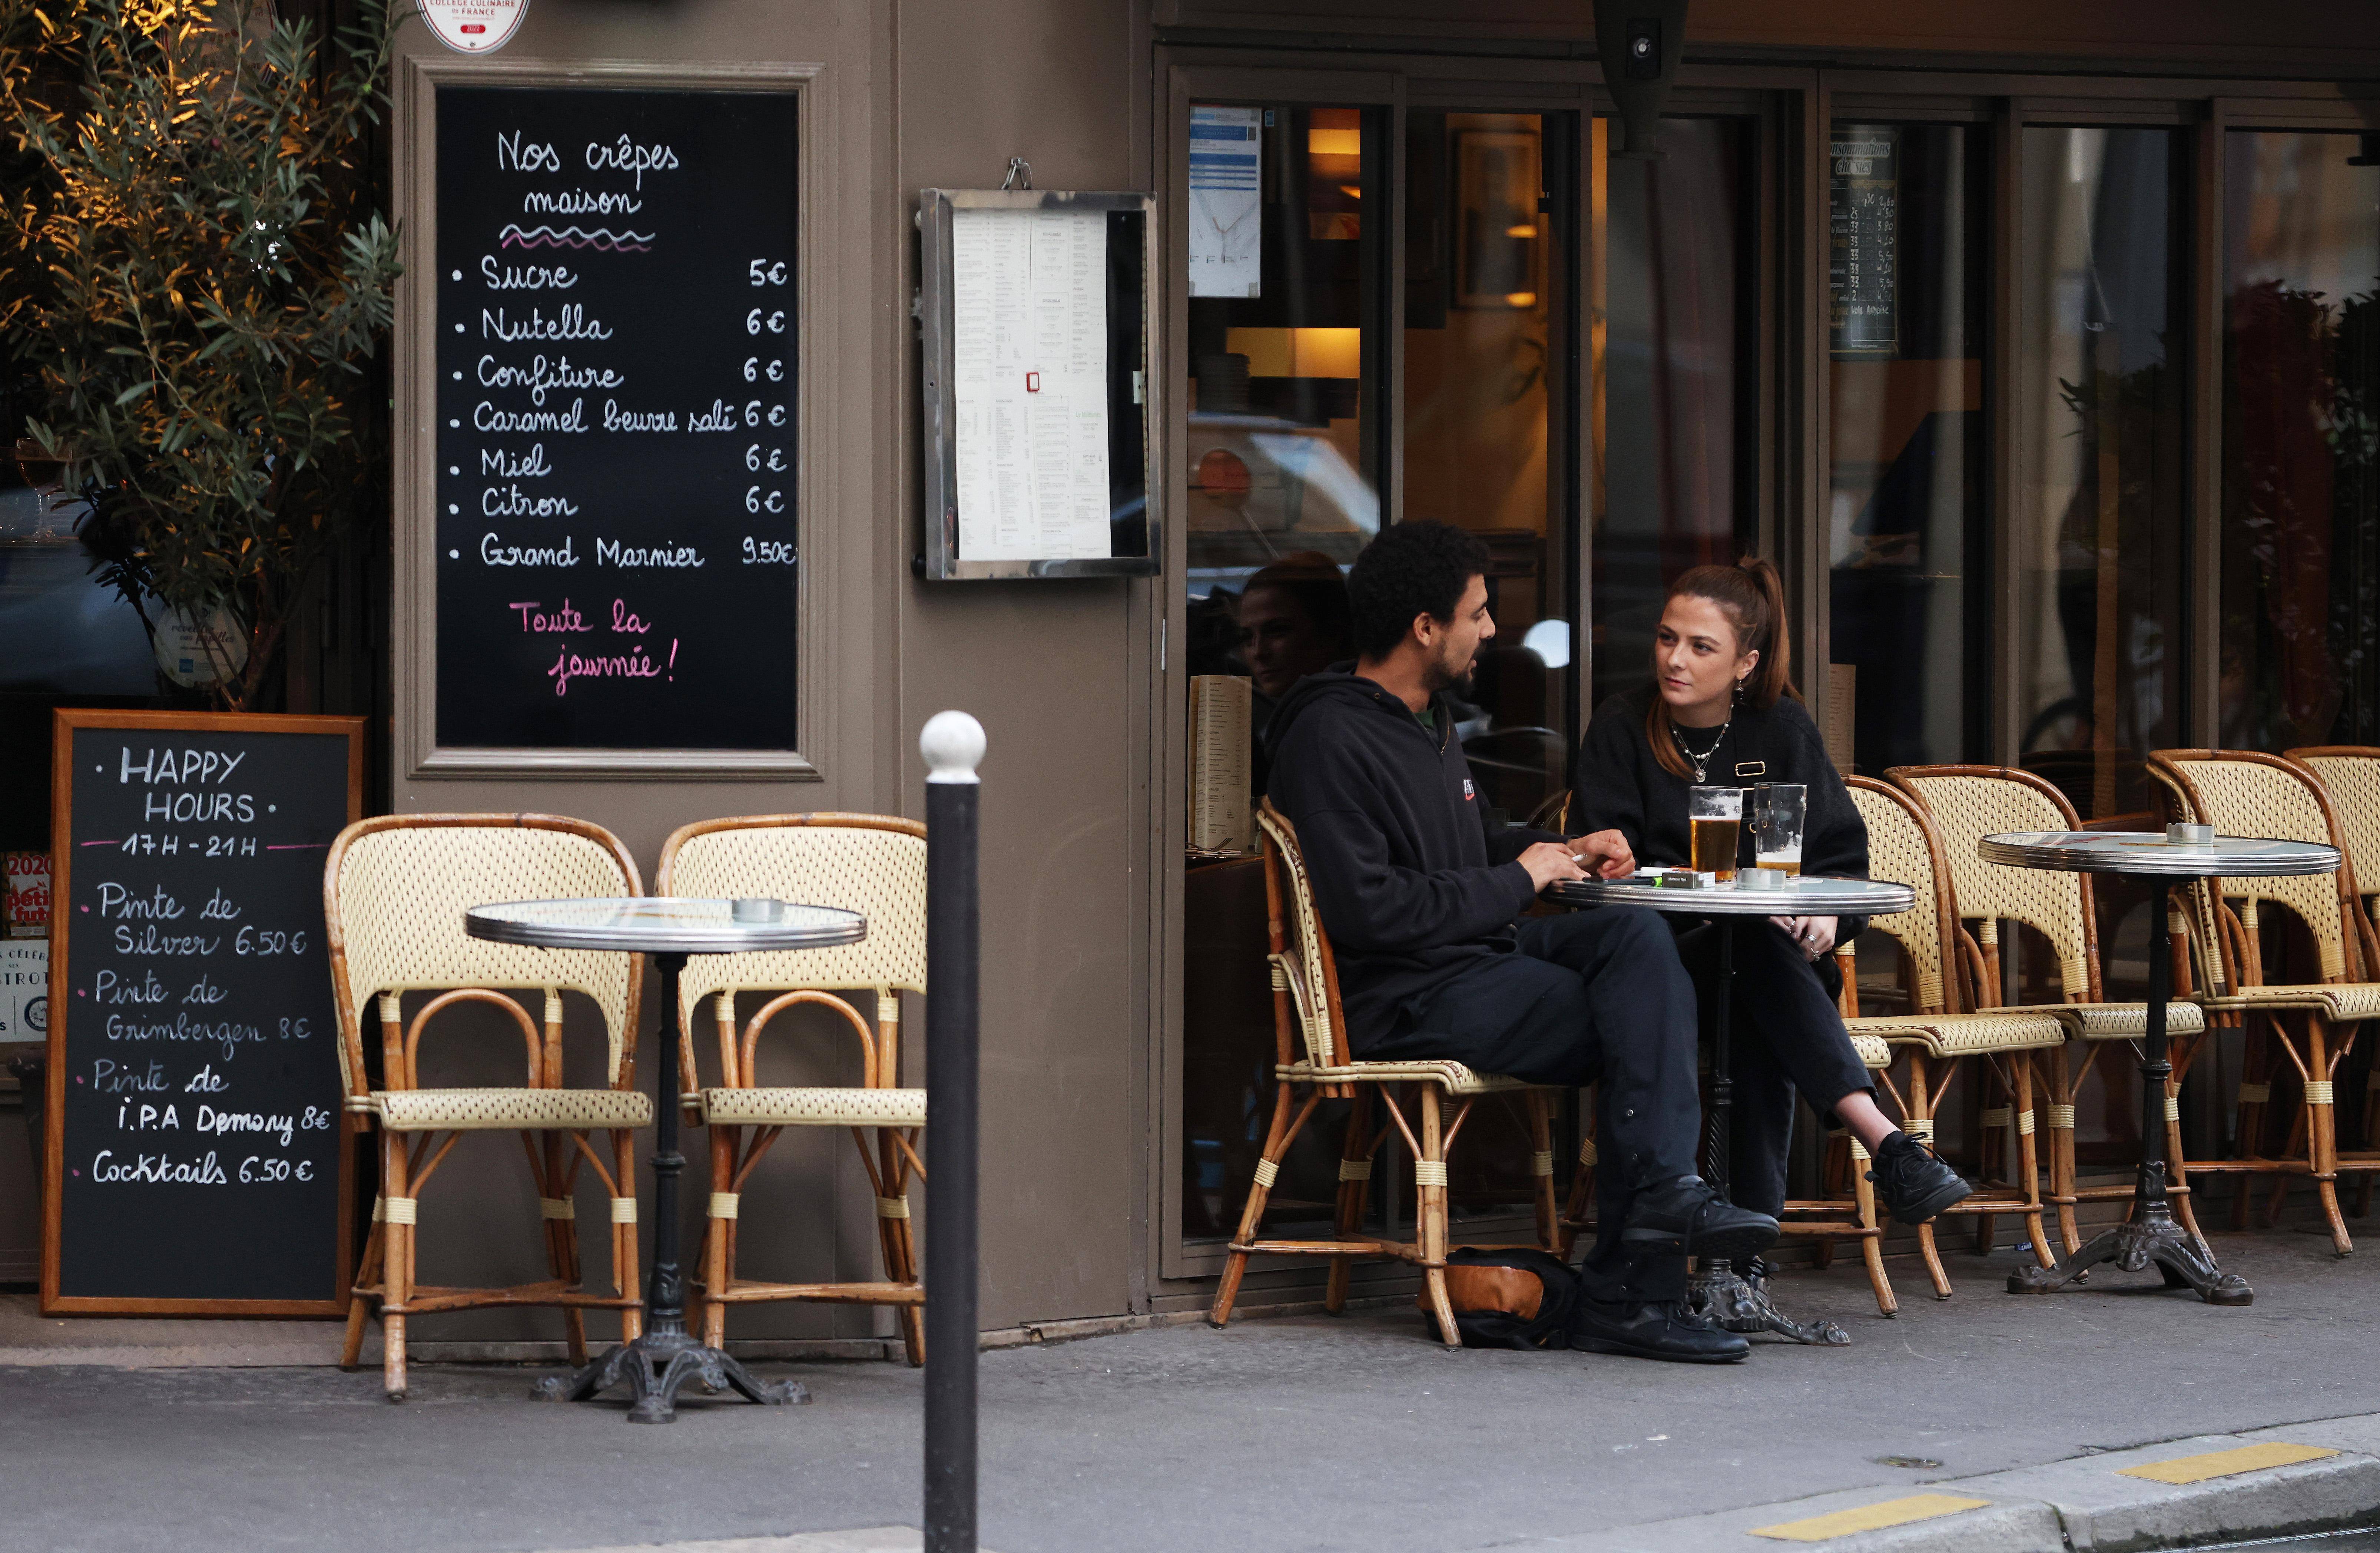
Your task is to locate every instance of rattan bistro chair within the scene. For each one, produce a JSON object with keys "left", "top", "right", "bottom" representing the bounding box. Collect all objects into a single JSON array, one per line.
[
  {"left": 1837, "top": 778, "right": 2063, "bottom": 1296},
  {"left": 324, "top": 814, "right": 653, "bottom": 1401},
  {"left": 2152, "top": 750, "right": 2380, "bottom": 1254},
  {"left": 1209, "top": 800, "right": 1565, "bottom": 1348},
  {"left": 1888, "top": 765, "right": 2212, "bottom": 1259},
  {"left": 656, "top": 814, "right": 928, "bottom": 1364},
  {"left": 2290, "top": 748, "right": 2380, "bottom": 1213}
]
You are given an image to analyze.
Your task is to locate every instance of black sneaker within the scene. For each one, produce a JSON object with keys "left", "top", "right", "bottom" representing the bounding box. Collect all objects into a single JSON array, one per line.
[
  {"left": 1621, "top": 1175, "right": 1781, "bottom": 1262},
  {"left": 1867, "top": 1132, "right": 1972, "bottom": 1225},
  {"left": 1569, "top": 1295, "right": 1750, "bottom": 1364}
]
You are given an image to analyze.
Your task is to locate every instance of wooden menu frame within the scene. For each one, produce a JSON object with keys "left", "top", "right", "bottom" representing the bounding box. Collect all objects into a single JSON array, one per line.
[{"left": 44, "top": 709, "right": 366, "bottom": 1317}]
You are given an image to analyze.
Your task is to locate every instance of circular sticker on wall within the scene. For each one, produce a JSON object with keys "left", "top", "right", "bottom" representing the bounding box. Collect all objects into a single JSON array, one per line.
[
  {"left": 154, "top": 605, "right": 250, "bottom": 688},
  {"left": 422, "top": 0, "right": 528, "bottom": 53}
]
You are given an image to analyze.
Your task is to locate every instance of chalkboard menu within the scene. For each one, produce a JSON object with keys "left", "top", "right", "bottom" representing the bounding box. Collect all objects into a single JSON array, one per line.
[
  {"left": 44, "top": 711, "right": 362, "bottom": 1314},
  {"left": 1829, "top": 125, "right": 1899, "bottom": 358},
  {"left": 432, "top": 83, "right": 800, "bottom": 752}
]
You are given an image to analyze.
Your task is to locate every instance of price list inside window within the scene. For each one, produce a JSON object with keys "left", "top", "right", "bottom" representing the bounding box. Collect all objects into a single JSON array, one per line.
[
  {"left": 432, "top": 85, "right": 799, "bottom": 752},
  {"left": 1829, "top": 125, "right": 1899, "bottom": 358}
]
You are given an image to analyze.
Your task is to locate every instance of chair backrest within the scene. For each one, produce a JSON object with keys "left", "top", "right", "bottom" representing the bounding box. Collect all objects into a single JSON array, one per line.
[
  {"left": 2144, "top": 760, "right": 2233, "bottom": 999},
  {"left": 656, "top": 814, "right": 929, "bottom": 1034},
  {"left": 323, "top": 814, "right": 644, "bottom": 1097},
  {"left": 1888, "top": 765, "right": 2100, "bottom": 1003},
  {"left": 1843, "top": 777, "right": 1963, "bottom": 1015},
  {"left": 1254, "top": 799, "right": 1346, "bottom": 1067},
  {"left": 2291, "top": 748, "right": 2380, "bottom": 916},
  {"left": 2152, "top": 749, "right": 2366, "bottom": 983}
]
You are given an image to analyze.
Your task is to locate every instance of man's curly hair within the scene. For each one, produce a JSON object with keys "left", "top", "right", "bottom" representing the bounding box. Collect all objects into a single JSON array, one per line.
[{"left": 1346, "top": 520, "right": 1491, "bottom": 659}]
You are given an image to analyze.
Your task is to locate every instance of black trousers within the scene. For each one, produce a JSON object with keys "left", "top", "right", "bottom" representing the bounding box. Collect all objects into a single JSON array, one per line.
[
  {"left": 1672, "top": 918, "right": 1876, "bottom": 1221},
  {"left": 1364, "top": 907, "right": 1702, "bottom": 1304}
]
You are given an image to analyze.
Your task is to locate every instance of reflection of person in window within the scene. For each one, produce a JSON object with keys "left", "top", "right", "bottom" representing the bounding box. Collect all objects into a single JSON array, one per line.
[{"left": 1236, "top": 550, "right": 1353, "bottom": 793}]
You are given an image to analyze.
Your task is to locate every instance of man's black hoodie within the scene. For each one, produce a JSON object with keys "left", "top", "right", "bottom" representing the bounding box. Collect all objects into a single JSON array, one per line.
[{"left": 1264, "top": 667, "right": 1563, "bottom": 1053}]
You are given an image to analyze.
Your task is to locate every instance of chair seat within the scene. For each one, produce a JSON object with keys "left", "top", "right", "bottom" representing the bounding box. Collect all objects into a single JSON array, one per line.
[
  {"left": 1844, "top": 1010, "right": 2067, "bottom": 1056},
  {"left": 2045, "top": 1000, "right": 2208, "bottom": 1040},
  {"left": 373, "top": 1087, "right": 654, "bottom": 1132},
  {"left": 1276, "top": 1059, "right": 1537, "bottom": 1095},
  {"left": 1846, "top": 1031, "right": 1894, "bottom": 1069},
  {"left": 703, "top": 1086, "right": 928, "bottom": 1128},
  {"left": 2201, "top": 983, "right": 2380, "bottom": 1022}
]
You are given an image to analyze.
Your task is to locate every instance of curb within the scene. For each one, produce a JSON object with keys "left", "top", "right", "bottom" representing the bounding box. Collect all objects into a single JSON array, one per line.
[{"left": 1498, "top": 1413, "right": 2380, "bottom": 1552}]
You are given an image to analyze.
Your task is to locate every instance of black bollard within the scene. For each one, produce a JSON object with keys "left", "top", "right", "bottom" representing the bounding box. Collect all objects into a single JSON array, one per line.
[{"left": 921, "top": 711, "right": 984, "bottom": 1553}]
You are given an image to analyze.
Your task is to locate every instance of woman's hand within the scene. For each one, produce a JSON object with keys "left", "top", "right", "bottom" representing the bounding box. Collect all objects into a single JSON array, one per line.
[{"left": 1767, "top": 915, "right": 1839, "bottom": 961}]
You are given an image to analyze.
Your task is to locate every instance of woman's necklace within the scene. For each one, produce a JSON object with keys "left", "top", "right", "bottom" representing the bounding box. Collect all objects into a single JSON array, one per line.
[{"left": 1671, "top": 716, "right": 1730, "bottom": 784}]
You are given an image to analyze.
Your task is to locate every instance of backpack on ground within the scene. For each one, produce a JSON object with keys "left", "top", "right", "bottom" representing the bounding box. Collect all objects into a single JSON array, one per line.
[{"left": 1416, "top": 1246, "right": 1580, "bottom": 1350}]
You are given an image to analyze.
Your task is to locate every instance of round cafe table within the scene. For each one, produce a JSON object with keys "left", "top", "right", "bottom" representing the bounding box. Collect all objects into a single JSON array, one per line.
[
  {"left": 1981, "top": 831, "right": 2339, "bottom": 1307},
  {"left": 1547, "top": 870, "right": 1915, "bottom": 1345},
  {"left": 466, "top": 895, "right": 866, "bottom": 1422}
]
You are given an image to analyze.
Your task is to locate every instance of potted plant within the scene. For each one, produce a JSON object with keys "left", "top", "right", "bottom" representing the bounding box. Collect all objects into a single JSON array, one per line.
[{"left": 0, "top": 0, "right": 401, "bottom": 711}]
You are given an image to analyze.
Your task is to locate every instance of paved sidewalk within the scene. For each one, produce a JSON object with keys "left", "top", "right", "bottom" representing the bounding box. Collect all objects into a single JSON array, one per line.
[{"left": 5, "top": 1231, "right": 2379, "bottom": 1553}]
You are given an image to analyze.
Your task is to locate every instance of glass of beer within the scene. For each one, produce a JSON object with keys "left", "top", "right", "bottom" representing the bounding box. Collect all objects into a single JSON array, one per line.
[
  {"left": 1689, "top": 785, "right": 1742, "bottom": 881},
  {"left": 1755, "top": 782, "right": 1807, "bottom": 876}
]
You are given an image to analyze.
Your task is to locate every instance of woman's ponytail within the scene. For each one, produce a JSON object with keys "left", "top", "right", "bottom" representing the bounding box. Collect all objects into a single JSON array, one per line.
[{"left": 1735, "top": 555, "right": 1795, "bottom": 710}]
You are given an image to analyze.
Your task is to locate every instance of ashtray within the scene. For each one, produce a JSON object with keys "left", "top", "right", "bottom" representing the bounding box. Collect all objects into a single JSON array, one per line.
[
  {"left": 731, "top": 897, "right": 785, "bottom": 923},
  {"left": 2165, "top": 823, "right": 2215, "bottom": 847},
  {"left": 1737, "top": 867, "right": 1793, "bottom": 892}
]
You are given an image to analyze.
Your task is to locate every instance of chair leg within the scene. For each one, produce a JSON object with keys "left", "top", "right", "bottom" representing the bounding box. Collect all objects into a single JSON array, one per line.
[
  {"left": 2015, "top": 1054, "right": 2054, "bottom": 1270},
  {"left": 1418, "top": 1086, "right": 1458, "bottom": 1348},
  {"left": 1209, "top": 1080, "right": 1302, "bottom": 1330},
  {"left": 1525, "top": 1091, "right": 1559, "bottom": 1254},
  {"left": 878, "top": 1128, "right": 926, "bottom": 1367},
  {"left": 381, "top": 1131, "right": 411, "bottom": 1401},
  {"left": 1974, "top": 1062, "right": 2003, "bottom": 1254},
  {"left": 2046, "top": 1042, "right": 2081, "bottom": 1256},
  {"left": 1558, "top": 1091, "right": 1598, "bottom": 1261},
  {"left": 543, "top": 1132, "right": 588, "bottom": 1367},
  {"left": 2236, "top": 1014, "right": 2275, "bottom": 1230},
  {"left": 1848, "top": 1133, "right": 1897, "bottom": 1317},
  {"left": 1326, "top": 1094, "right": 1372, "bottom": 1316},
  {"left": 612, "top": 1128, "right": 643, "bottom": 1343},
  {"left": 2311, "top": 1016, "right": 2352, "bottom": 1256},
  {"left": 1906, "top": 1057, "right": 1952, "bottom": 1300},
  {"left": 341, "top": 1214, "right": 384, "bottom": 1370}
]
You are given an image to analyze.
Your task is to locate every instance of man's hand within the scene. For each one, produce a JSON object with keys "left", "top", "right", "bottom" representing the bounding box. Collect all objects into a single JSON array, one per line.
[
  {"left": 1518, "top": 841, "right": 1590, "bottom": 892},
  {"left": 1768, "top": 915, "right": 1840, "bottom": 961},
  {"left": 1569, "top": 829, "right": 1636, "bottom": 879}
]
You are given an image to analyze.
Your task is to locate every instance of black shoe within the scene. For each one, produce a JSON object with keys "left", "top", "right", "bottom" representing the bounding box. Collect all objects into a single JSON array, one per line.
[
  {"left": 1867, "top": 1131, "right": 1972, "bottom": 1225},
  {"left": 1622, "top": 1175, "right": 1781, "bottom": 1262},
  {"left": 1569, "top": 1295, "right": 1750, "bottom": 1364}
]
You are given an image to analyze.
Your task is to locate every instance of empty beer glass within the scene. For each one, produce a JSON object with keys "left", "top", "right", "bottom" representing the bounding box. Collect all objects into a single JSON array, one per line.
[
  {"left": 1755, "top": 782, "right": 1807, "bottom": 877},
  {"left": 1688, "top": 785, "right": 1742, "bottom": 881}
]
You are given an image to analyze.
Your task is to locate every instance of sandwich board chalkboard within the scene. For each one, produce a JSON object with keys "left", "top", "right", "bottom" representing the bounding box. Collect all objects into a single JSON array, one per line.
[{"left": 43, "top": 710, "right": 364, "bottom": 1315}]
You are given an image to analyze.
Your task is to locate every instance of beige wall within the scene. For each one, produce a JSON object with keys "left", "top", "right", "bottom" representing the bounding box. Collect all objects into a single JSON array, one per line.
[{"left": 387, "top": 0, "right": 1156, "bottom": 1337}]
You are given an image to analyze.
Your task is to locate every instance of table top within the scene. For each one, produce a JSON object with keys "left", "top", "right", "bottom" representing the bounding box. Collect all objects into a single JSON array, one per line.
[
  {"left": 1547, "top": 870, "right": 1915, "bottom": 917},
  {"left": 1978, "top": 831, "right": 2342, "bottom": 879},
  {"left": 464, "top": 897, "right": 868, "bottom": 954}
]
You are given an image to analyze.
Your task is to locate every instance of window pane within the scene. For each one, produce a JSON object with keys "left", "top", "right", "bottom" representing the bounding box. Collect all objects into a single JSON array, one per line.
[
  {"left": 2221, "top": 132, "right": 2380, "bottom": 750},
  {"left": 1591, "top": 117, "right": 1748, "bottom": 718},
  {"left": 1181, "top": 102, "right": 1385, "bottom": 1245},
  {"left": 2016, "top": 128, "right": 2188, "bottom": 821},
  {"left": 1405, "top": 111, "right": 1573, "bottom": 825},
  {"left": 1827, "top": 123, "right": 1990, "bottom": 774}
]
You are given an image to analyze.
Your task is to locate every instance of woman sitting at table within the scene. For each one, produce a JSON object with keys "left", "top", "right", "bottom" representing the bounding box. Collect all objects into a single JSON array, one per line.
[{"left": 1572, "top": 556, "right": 1970, "bottom": 1245}]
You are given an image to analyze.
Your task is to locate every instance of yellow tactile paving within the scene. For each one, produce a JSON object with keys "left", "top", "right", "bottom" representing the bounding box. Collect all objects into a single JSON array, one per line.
[
  {"left": 2116, "top": 1441, "right": 2338, "bottom": 1484},
  {"left": 1747, "top": 1494, "right": 1993, "bottom": 1541}
]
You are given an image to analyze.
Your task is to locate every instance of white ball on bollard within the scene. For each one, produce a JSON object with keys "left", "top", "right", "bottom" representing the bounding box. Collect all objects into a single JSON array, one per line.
[{"left": 921, "top": 710, "right": 986, "bottom": 785}]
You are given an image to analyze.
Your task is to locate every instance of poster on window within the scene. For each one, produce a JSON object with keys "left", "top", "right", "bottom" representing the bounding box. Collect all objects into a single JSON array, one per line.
[
  {"left": 1189, "top": 105, "right": 1262, "bottom": 299},
  {"left": 1829, "top": 125, "right": 1898, "bottom": 357}
]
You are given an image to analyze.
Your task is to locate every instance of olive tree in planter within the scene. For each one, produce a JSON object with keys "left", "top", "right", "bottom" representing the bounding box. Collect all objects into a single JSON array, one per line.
[{"left": 0, "top": 0, "right": 400, "bottom": 711}]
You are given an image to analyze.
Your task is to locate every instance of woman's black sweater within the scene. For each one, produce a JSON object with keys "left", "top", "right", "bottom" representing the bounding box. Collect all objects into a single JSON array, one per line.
[{"left": 1574, "top": 684, "right": 1872, "bottom": 939}]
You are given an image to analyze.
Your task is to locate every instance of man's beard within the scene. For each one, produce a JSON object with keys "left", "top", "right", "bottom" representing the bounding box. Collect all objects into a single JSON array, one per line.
[{"left": 1422, "top": 646, "right": 1475, "bottom": 698}]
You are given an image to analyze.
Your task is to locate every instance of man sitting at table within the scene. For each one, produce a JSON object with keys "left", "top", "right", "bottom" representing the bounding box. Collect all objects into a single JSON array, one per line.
[{"left": 1265, "top": 520, "right": 1777, "bottom": 1364}]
